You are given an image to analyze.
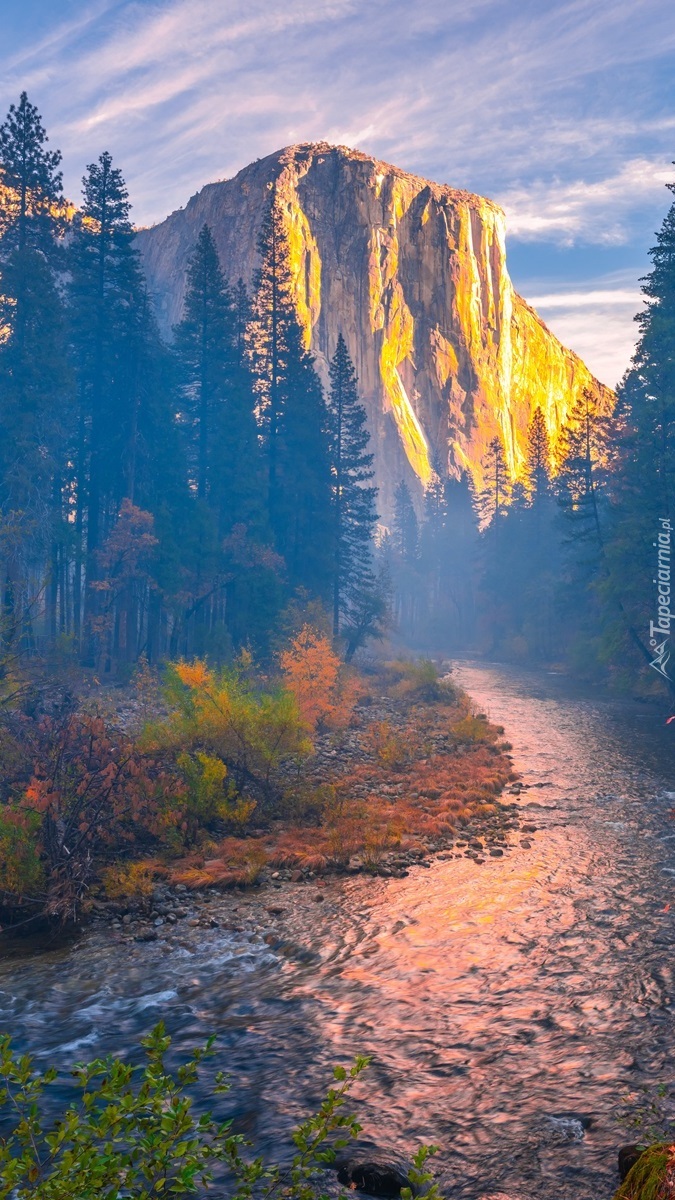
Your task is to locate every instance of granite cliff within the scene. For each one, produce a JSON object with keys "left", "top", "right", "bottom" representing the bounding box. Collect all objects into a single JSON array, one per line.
[{"left": 137, "top": 143, "right": 613, "bottom": 516}]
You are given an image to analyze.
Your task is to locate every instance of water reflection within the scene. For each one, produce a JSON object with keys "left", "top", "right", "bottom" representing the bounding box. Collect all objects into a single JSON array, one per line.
[{"left": 2, "top": 662, "right": 675, "bottom": 1199}]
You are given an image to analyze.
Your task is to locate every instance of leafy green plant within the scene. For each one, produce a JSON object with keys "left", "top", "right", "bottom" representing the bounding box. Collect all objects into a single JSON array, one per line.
[
  {"left": 0, "top": 1023, "right": 380, "bottom": 1199},
  {"left": 177, "top": 751, "right": 256, "bottom": 843},
  {"left": 143, "top": 659, "right": 312, "bottom": 812}
]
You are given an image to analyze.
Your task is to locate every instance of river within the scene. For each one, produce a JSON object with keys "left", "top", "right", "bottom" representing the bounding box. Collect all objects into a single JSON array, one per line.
[{"left": 1, "top": 662, "right": 675, "bottom": 1199}]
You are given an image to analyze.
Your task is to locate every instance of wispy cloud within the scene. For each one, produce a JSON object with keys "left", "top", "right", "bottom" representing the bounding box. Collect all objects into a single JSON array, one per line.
[
  {"left": 2, "top": 0, "right": 673, "bottom": 385},
  {"left": 3, "top": 0, "right": 675, "bottom": 222},
  {"left": 501, "top": 158, "right": 674, "bottom": 246}
]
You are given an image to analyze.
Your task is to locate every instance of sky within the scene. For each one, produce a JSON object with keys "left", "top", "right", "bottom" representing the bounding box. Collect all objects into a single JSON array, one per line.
[{"left": 3, "top": 0, "right": 675, "bottom": 388}]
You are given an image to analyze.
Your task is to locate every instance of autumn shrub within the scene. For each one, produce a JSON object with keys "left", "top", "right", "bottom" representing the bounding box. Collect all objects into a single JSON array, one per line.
[
  {"left": 100, "top": 860, "right": 159, "bottom": 904},
  {"left": 451, "top": 713, "right": 493, "bottom": 743},
  {"left": 171, "top": 838, "right": 268, "bottom": 890},
  {"left": 368, "top": 720, "right": 420, "bottom": 770},
  {"left": 5, "top": 710, "right": 184, "bottom": 921},
  {"left": 384, "top": 658, "right": 459, "bottom": 705},
  {"left": 280, "top": 624, "right": 362, "bottom": 731},
  {"left": 144, "top": 658, "right": 311, "bottom": 812},
  {"left": 0, "top": 807, "right": 45, "bottom": 903}
]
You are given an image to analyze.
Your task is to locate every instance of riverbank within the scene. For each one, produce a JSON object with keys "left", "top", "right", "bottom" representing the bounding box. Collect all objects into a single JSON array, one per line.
[
  {"left": 0, "top": 654, "right": 518, "bottom": 945},
  {"left": 85, "top": 663, "right": 524, "bottom": 943}
]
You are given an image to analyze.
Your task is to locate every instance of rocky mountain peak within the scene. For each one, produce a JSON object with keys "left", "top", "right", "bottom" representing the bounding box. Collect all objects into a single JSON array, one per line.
[{"left": 137, "top": 143, "right": 613, "bottom": 517}]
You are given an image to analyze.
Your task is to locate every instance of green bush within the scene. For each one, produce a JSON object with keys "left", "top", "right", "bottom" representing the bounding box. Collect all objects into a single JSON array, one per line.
[
  {"left": 0, "top": 1024, "right": 442, "bottom": 1200},
  {"left": 177, "top": 752, "right": 256, "bottom": 843},
  {"left": 142, "top": 659, "right": 312, "bottom": 812}
]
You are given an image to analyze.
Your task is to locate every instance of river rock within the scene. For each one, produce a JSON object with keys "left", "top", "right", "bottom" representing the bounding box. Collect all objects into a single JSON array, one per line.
[
  {"left": 336, "top": 1157, "right": 415, "bottom": 1197},
  {"left": 619, "top": 1144, "right": 647, "bottom": 1182}
]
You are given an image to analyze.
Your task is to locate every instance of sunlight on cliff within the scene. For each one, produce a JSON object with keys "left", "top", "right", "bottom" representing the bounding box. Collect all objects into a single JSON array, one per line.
[{"left": 286, "top": 203, "right": 322, "bottom": 351}]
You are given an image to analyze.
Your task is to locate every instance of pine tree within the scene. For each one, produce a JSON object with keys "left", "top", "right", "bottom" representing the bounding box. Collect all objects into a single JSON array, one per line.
[
  {"left": 525, "top": 407, "right": 551, "bottom": 505},
  {"left": 68, "top": 152, "right": 154, "bottom": 662},
  {"left": 392, "top": 480, "right": 419, "bottom": 564},
  {"left": 594, "top": 176, "right": 675, "bottom": 689},
  {"left": 327, "top": 334, "right": 378, "bottom": 636},
  {"left": 0, "top": 92, "right": 64, "bottom": 254},
  {"left": 555, "top": 389, "right": 609, "bottom": 550},
  {"left": 247, "top": 184, "right": 297, "bottom": 537},
  {"left": 439, "top": 472, "right": 479, "bottom": 647},
  {"left": 248, "top": 185, "right": 333, "bottom": 597},
  {"left": 479, "top": 435, "right": 511, "bottom": 534},
  {"left": 279, "top": 326, "right": 333, "bottom": 595},
  {"left": 233, "top": 277, "right": 250, "bottom": 364},
  {"left": 391, "top": 479, "right": 420, "bottom": 637},
  {"left": 0, "top": 94, "right": 72, "bottom": 651},
  {"left": 418, "top": 466, "right": 446, "bottom": 638},
  {"left": 173, "top": 225, "right": 234, "bottom": 501}
]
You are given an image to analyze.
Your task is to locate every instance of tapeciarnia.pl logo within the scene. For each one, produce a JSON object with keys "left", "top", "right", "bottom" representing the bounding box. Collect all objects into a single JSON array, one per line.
[{"left": 649, "top": 516, "right": 673, "bottom": 682}]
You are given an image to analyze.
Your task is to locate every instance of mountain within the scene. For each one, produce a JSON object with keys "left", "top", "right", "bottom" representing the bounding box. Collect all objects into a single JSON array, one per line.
[{"left": 136, "top": 142, "right": 613, "bottom": 516}]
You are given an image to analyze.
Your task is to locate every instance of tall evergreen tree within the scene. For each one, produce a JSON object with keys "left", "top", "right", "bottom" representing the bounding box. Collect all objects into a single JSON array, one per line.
[
  {"left": 68, "top": 152, "right": 154, "bottom": 661},
  {"left": 525, "top": 407, "right": 551, "bottom": 505},
  {"left": 439, "top": 472, "right": 479, "bottom": 647},
  {"left": 247, "top": 185, "right": 297, "bottom": 537},
  {"left": 233, "top": 277, "right": 250, "bottom": 364},
  {"left": 479, "top": 435, "right": 511, "bottom": 534},
  {"left": 327, "top": 334, "right": 378, "bottom": 636},
  {"left": 391, "top": 479, "right": 420, "bottom": 637},
  {"left": 0, "top": 92, "right": 64, "bottom": 254},
  {"left": 0, "top": 94, "right": 72, "bottom": 651},
  {"left": 173, "top": 225, "right": 233, "bottom": 501},
  {"left": 392, "top": 480, "right": 419, "bottom": 564},
  {"left": 555, "top": 389, "right": 609, "bottom": 550},
  {"left": 595, "top": 177, "right": 675, "bottom": 689},
  {"left": 418, "top": 466, "right": 446, "bottom": 638},
  {"left": 247, "top": 185, "right": 333, "bottom": 597},
  {"left": 174, "top": 227, "right": 262, "bottom": 539}
]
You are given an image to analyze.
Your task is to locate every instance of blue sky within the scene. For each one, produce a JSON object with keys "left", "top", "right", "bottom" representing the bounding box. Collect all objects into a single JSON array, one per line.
[{"left": 3, "top": 0, "right": 675, "bottom": 387}]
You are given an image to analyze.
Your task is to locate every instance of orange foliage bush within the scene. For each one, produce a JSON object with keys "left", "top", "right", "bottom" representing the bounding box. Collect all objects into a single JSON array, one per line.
[{"left": 280, "top": 625, "right": 361, "bottom": 731}]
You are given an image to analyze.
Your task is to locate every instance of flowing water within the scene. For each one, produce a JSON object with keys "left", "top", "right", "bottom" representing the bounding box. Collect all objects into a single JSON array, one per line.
[{"left": 2, "top": 662, "right": 675, "bottom": 1199}]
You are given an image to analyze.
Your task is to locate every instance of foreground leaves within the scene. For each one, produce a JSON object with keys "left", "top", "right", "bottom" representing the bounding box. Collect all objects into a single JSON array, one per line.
[{"left": 0, "top": 1022, "right": 374, "bottom": 1198}]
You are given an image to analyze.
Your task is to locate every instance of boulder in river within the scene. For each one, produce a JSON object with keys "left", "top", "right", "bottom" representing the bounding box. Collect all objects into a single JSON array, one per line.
[
  {"left": 336, "top": 1156, "right": 415, "bottom": 1197},
  {"left": 618, "top": 1144, "right": 647, "bottom": 1183}
]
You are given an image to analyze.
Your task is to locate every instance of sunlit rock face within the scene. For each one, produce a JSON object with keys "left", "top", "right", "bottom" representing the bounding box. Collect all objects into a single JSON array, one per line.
[{"left": 137, "top": 143, "right": 613, "bottom": 517}]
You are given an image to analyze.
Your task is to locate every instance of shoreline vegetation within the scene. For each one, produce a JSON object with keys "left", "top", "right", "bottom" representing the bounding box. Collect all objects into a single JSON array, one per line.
[
  {"left": 0, "top": 640, "right": 516, "bottom": 941},
  {"left": 0, "top": 1019, "right": 445, "bottom": 1200}
]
